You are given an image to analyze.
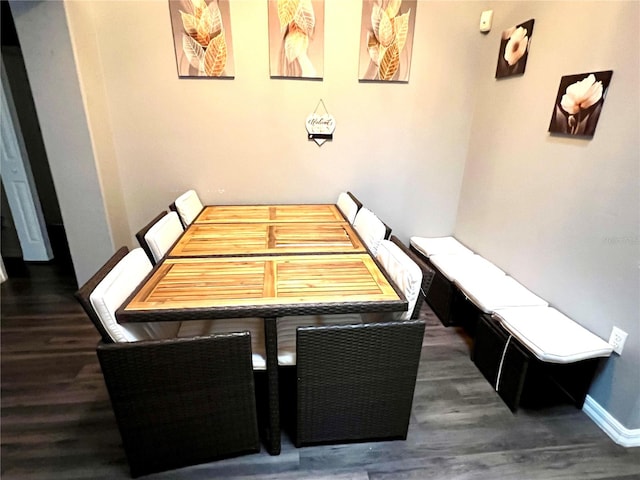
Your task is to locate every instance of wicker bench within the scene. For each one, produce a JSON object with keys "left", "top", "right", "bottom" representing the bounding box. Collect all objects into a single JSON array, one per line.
[
  {"left": 410, "top": 236, "right": 613, "bottom": 412},
  {"left": 475, "top": 307, "right": 613, "bottom": 412}
]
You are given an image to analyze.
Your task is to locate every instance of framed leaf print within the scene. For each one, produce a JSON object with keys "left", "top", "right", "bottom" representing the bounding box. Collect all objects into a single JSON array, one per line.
[
  {"left": 359, "top": 0, "right": 417, "bottom": 82},
  {"left": 268, "top": 0, "right": 324, "bottom": 79},
  {"left": 168, "top": 0, "right": 235, "bottom": 78}
]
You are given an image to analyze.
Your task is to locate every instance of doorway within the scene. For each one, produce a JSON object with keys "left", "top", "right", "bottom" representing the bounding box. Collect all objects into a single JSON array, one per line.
[{"left": 1, "top": 0, "right": 72, "bottom": 275}]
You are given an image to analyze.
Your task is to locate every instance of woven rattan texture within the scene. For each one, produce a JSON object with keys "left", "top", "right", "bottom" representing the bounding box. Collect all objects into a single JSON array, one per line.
[
  {"left": 117, "top": 299, "right": 406, "bottom": 323},
  {"left": 294, "top": 320, "right": 425, "bottom": 446},
  {"left": 263, "top": 318, "right": 281, "bottom": 454},
  {"left": 97, "top": 333, "right": 260, "bottom": 477},
  {"left": 409, "top": 245, "right": 455, "bottom": 326}
]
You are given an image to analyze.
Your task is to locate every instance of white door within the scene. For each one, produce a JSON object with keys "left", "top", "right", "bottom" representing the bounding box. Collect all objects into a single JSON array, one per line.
[{"left": 0, "top": 58, "right": 52, "bottom": 261}]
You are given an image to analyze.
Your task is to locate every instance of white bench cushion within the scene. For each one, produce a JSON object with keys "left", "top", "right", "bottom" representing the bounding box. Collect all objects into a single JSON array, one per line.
[
  {"left": 90, "top": 248, "right": 181, "bottom": 342},
  {"left": 376, "top": 239, "right": 422, "bottom": 320},
  {"left": 178, "top": 318, "right": 266, "bottom": 370},
  {"left": 144, "top": 211, "right": 183, "bottom": 262},
  {"left": 493, "top": 306, "right": 613, "bottom": 363},
  {"left": 410, "top": 236, "right": 473, "bottom": 257},
  {"left": 430, "top": 254, "right": 505, "bottom": 283},
  {"left": 454, "top": 275, "right": 548, "bottom": 313}
]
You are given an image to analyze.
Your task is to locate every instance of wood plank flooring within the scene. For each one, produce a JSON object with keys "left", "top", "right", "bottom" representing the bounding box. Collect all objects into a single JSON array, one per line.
[{"left": 1, "top": 260, "right": 639, "bottom": 480}]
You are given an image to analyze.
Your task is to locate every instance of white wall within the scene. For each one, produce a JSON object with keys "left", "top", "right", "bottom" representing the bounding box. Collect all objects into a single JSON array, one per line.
[
  {"left": 455, "top": 1, "right": 640, "bottom": 429},
  {"left": 64, "top": 0, "right": 481, "bottom": 245},
  {"left": 64, "top": 2, "right": 131, "bottom": 251},
  {"left": 9, "top": 0, "right": 115, "bottom": 284}
]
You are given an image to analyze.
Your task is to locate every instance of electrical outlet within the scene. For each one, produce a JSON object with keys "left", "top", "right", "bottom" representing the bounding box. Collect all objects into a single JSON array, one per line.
[{"left": 608, "top": 326, "right": 628, "bottom": 355}]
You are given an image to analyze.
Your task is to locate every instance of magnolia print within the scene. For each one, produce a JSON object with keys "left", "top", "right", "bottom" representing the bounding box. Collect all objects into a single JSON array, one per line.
[
  {"left": 268, "top": 0, "right": 324, "bottom": 79},
  {"left": 495, "top": 19, "right": 534, "bottom": 79},
  {"left": 548, "top": 70, "right": 613, "bottom": 137},
  {"left": 359, "top": 0, "right": 417, "bottom": 82},
  {"left": 168, "top": 0, "right": 235, "bottom": 78}
]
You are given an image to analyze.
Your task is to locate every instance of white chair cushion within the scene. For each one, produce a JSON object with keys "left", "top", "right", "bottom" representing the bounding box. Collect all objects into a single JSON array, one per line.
[
  {"left": 90, "top": 248, "right": 181, "bottom": 342},
  {"left": 336, "top": 192, "right": 358, "bottom": 224},
  {"left": 178, "top": 318, "right": 266, "bottom": 370},
  {"left": 410, "top": 236, "right": 473, "bottom": 257},
  {"left": 455, "top": 275, "right": 548, "bottom": 313},
  {"left": 174, "top": 189, "right": 203, "bottom": 226},
  {"left": 430, "top": 254, "right": 505, "bottom": 283},
  {"left": 376, "top": 239, "right": 422, "bottom": 321},
  {"left": 277, "top": 314, "right": 363, "bottom": 366},
  {"left": 493, "top": 306, "right": 613, "bottom": 363},
  {"left": 353, "top": 208, "right": 386, "bottom": 256},
  {"left": 144, "top": 211, "right": 184, "bottom": 262}
]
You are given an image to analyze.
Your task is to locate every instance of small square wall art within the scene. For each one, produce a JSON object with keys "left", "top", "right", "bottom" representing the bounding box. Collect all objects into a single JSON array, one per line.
[
  {"left": 268, "top": 0, "right": 324, "bottom": 79},
  {"left": 548, "top": 70, "right": 613, "bottom": 137},
  {"left": 495, "top": 19, "right": 534, "bottom": 79},
  {"left": 358, "top": 0, "right": 417, "bottom": 82},
  {"left": 168, "top": 0, "right": 235, "bottom": 78}
]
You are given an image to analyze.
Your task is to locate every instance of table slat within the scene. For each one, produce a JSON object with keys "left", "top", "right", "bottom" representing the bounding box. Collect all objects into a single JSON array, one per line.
[
  {"left": 169, "top": 222, "right": 365, "bottom": 256},
  {"left": 195, "top": 204, "right": 345, "bottom": 224},
  {"left": 123, "top": 254, "right": 400, "bottom": 312}
]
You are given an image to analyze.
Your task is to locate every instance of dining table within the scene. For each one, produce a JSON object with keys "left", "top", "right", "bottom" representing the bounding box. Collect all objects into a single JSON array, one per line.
[{"left": 116, "top": 203, "right": 407, "bottom": 455}]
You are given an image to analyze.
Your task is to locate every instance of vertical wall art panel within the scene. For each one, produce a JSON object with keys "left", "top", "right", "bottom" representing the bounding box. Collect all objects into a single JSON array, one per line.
[
  {"left": 495, "top": 19, "right": 534, "bottom": 79},
  {"left": 359, "top": 0, "right": 417, "bottom": 82},
  {"left": 548, "top": 70, "right": 613, "bottom": 137},
  {"left": 268, "top": 0, "right": 324, "bottom": 79},
  {"left": 168, "top": 0, "right": 235, "bottom": 78}
]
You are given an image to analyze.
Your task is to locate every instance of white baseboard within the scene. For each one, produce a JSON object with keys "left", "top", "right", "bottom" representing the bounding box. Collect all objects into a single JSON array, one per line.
[{"left": 583, "top": 395, "right": 640, "bottom": 447}]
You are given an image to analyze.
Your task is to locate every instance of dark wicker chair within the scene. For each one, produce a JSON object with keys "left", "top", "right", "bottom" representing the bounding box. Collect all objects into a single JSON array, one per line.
[
  {"left": 168, "top": 201, "right": 179, "bottom": 220},
  {"left": 288, "top": 320, "right": 425, "bottom": 447},
  {"left": 75, "top": 248, "right": 260, "bottom": 477},
  {"left": 97, "top": 334, "right": 260, "bottom": 477},
  {"left": 382, "top": 220, "right": 392, "bottom": 239},
  {"left": 353, "top": 208, "right": 393, "bottom": 254},
  {"left": 389, "top": 235, "right": 435, "bottom": 319},
  {"left": 169, "top": 189, "right": 204, "bottom": 228},
  {"left": 135, "top": 211, "right": 168, "bottom": 264},
  {"left": 76, "top": 246, "right": 131, "bottom": 343},
  {"left": 168, "top": 201, "right": 185, "bottom": 228},
  {"left": 344, "top": 193, "right": 393, "bottom": 237},
  {"left": 346, "top": 191, "right": 363, "bottom": 212},
  {"left": 337, "top": 192, "right": 362, "bottom": 224},
  {"left": 135, "top": 211, "right": 184, "bottom": 265},
  {"left": 346, "top": 194, "right": 392, "bottom": 239},
  {"left": 409, "top": 243, "right": 457, "bottom": 326}
]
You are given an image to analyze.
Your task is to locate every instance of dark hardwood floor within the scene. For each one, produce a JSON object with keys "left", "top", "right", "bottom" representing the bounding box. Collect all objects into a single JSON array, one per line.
[{"left": 1, "top": 260, "right": 639, "bottom": 480}]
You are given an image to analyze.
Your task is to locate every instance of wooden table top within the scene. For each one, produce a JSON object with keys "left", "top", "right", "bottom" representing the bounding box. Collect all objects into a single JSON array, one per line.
[
  {"left": 194, "top": 204, "right": 345, "bottom": 224},
  {"left": 118, "top": 254, "right": 406, "bottom": 321},
  {"left": 169, "top": 222, "right": 366, "bottom": 257}
]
